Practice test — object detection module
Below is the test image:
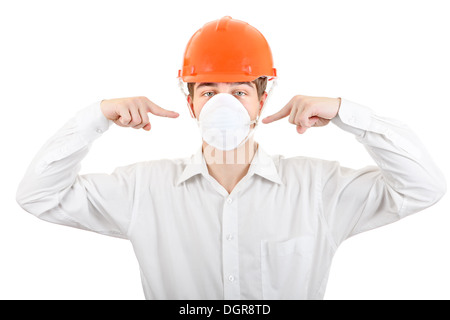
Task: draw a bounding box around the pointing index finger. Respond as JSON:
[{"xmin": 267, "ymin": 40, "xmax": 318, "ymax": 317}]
[
  {"xmin": 262, "ymin": 103, "xmax": 292, "ymax": 124},
  {"xmin": 147, "ymin": 100, "xmax": 179, "ymax": 118}
]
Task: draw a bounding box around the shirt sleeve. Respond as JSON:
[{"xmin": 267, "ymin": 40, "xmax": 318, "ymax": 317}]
[
  {"xmin": 16, "ymin": 101, "xmax": 136, "ymax": 239},
  {"xmin": 320, "ymin": 98, "xmax": 446, "ymax": 246}
]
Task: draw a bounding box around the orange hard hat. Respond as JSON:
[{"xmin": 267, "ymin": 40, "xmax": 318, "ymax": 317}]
[{"xmin": 178, "ymin": 16, "xmax": 277, "ymax": 83}]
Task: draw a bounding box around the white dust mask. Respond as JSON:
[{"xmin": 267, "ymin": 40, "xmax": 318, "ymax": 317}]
[{"xmin": 197, "ymin": 93, "xmax": 257, "ymax": 151}]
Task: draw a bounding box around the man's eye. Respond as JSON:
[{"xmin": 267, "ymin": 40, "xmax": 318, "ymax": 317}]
[
  {"xmin": 234, "ymin": 91, "xmax": 246, "ymax": 97},
  {"xmin": 203, "ymin": 92, "xmax": 215, "ymax": 97}
]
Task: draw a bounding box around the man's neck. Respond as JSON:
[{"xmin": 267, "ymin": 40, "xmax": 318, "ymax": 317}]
[{"xmin": 202, "ymin": 139, "xmax": 258, "ymax": 194}]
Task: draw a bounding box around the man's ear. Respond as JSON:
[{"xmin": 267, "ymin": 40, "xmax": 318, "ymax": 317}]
[
  {"xmin": 187, "ymin": 95, "xmax": 196, "ymax": 118},
  {"xmin": 259, "ymin": 91, "xmax": 268, "ymax": 111}
]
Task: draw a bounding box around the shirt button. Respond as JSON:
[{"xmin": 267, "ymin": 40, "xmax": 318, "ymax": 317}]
[
  {"xmin": 96, "ymin": 128, "xmax": 103, "ymax": 134},
  {"xmin": 226, "ymin": 197, "xmax": 233, "ymax": 204},
  {"xmin": 228, "ymin": 275, "xmax": 235, "ymax": 282},
  {"xmin": 226, "ymin": 234, "xmax": 234, "ymax": 241}
]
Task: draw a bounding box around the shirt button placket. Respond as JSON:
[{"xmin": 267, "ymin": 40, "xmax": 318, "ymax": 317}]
[{"xmin": 222, "ymin": 195, "xmax": 240, "ymax": 299}]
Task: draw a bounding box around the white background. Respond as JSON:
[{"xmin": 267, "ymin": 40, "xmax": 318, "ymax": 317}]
[{"xmin": 1, "ymin": 0, "xmax": 449, "ymax": 300}]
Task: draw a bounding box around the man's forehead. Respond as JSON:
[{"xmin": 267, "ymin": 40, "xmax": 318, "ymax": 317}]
[{"xmin": 195, "ymin": 82, "xmax": 255, "ymax": 89}]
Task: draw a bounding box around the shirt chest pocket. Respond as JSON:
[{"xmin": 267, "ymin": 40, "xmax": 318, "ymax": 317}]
[{"xmin": 260, "ymin": 236, "xmax": 315, "ymax": 299}]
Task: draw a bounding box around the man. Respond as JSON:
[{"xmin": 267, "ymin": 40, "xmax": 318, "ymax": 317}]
[{"xmin": 16, "ymin": 16, "xmax": 446, "ymax": 299}]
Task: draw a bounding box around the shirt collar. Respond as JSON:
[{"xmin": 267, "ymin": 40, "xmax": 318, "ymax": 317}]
[
  {"xmin": 248, "ymin": 144, "xmax": 283, "ymax": 185},
  {"xmin": 175, "ymin": 146, "xmax": 207, "ymax": 186},
  {"xmin": 176, "ymin": 144, "xmax": 283, "ymax": 186}
]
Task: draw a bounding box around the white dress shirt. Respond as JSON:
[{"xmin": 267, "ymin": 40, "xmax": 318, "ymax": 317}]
[{"xmin": 16, "ymin": 98, "xmax": 446, "ymax": 300}]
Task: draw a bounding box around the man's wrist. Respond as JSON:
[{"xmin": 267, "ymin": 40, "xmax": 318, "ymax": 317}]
[
  {"xmin": 75, "ymin": 100, "xmax": 113, "ymax": 143},
  {"xmin": 331, "ymin": 98, "xmax": 372, "ymax": 136},
  {"xmin": 333, "ymin": 97, "xmax": 342, "ymax": 119}
]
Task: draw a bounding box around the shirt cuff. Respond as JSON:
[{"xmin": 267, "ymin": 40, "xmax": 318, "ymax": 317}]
[
  {"xmin": 331, "ymin": 98, "xmax": 374, "ymax": 136},
  {"xmin": 75, "ymin": 100, "xmax": 113, "ymax": 143}
]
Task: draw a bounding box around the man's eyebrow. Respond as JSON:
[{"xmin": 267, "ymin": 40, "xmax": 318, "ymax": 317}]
[
  {"xmin": 195, "ymin": 82, "xmax": 254, "ymax": 89},
  {"xmin": 195, "ymin": 83, "xmax": 218, "ymax": 89}
]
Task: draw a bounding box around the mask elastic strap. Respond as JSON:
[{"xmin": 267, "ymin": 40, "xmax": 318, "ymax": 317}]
[
  {"xmin": 254, "ymin": 78, "xmax": 278, "ymax": 126},
  {"xmin": 240, "ymin": 79, "xmax": 277, "ymax": 149},
  {"xmin": 178, "ymin": 78, "xmax": 196, "ymax": 118}
]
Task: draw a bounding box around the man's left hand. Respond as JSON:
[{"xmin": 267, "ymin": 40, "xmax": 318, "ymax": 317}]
[{"xmin": 262, "ymin": 95, "xmax": 341, "ymax": 134}]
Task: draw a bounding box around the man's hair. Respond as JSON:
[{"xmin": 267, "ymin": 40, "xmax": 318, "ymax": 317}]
[{"xmin": 187, "ymin": 77, "xmax": 268, "ymax": 100}]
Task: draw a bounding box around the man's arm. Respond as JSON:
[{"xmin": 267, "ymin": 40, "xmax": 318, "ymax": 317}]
[
  {"xmin": 263, "ymin": 95, "xmax": 446, "ymax": 245},
  {"xmin": 16, "ymin": 97, "xmax": 179, "ymax": 238}
]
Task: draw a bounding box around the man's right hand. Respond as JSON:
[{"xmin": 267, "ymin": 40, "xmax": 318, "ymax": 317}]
[{"xmin": 100, "ymin": 96, "xmax": 179, "ymax": 131}]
